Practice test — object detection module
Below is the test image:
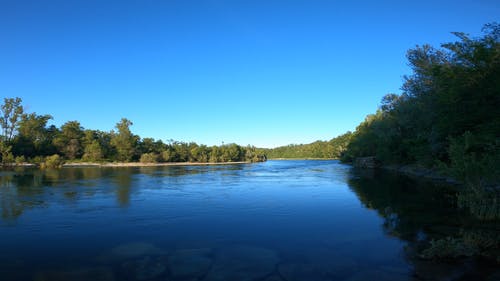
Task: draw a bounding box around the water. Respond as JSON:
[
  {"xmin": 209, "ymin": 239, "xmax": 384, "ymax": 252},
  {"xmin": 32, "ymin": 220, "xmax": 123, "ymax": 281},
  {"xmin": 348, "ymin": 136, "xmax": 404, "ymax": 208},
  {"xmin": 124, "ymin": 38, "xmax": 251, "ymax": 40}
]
[{"xmin": 0, "ymin": 160, "xmax": 498, "ymax": 280}]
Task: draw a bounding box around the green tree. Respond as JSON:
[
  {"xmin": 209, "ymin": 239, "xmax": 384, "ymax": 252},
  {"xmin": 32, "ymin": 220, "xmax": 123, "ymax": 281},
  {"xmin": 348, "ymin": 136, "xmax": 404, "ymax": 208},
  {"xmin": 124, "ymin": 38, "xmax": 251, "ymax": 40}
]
[
  {"xmin": 0, "ymin": 141, "xmax": 14, "ymax": 164},
  {"xmin": 220, "ymin": 143, "xmax": 243, "ymax": 162},
  {"xmin": 110, "ymin": 118, "xmax": 138, "ymax": 162},
  {"xmin": 0, "ymin": 97, "xmax": 24, "ymax": 142},
  {"xmin": 209, "ymin": 146, "xmax": 221, "ymax": 162},
  {"xmin": 53, "ymin": 121, "xmax": 84, "ymax": 160},
  {"xmin": 81, "ymin": 130, "xmax": 104, "ymax": 161},
  {"xmin": 82, "ymin": 140, "xmax": 103, "ymax": 161},
  {"xmin": 14, "ymin": 113, "xmax": 54, "ymax": 157},
  {"xmin": 139, "ymin": 137, "xmax": 165, "ymax": 155},
  {"xmin": 190, "ymin": 144, "xmax": 210, "ymax": 162}
]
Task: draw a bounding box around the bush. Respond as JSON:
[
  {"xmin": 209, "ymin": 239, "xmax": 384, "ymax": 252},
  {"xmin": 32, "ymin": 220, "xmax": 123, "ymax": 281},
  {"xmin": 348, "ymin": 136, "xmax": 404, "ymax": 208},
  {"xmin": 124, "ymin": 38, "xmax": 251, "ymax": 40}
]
[
  {"xmin": 0, "ymin": 142, "xmax": 14, "ymax": 164},
  {"xmin": 40, "ymin": 154, "xmax": 64, "ymax": 169},
  {"xmin": 15, "ymin": 155, "xmax": 26, "ymax": 165},
  {"xmin": 82, "ymin": 140, "xmax": 103, "ymax": 162},
  {"xmin": 448, "ymin": 131, "xmax": 500, "ymax": 186},
  {"xmin": 420, "ymin": 237, "xmax": 477, "ymax": 260},
  {"xmin": 30, "ymin": 156, "xmax": 44, "ymax": 165},
  {"xmin": 161, "ymin": 150, "xmax": 173, "ymax": 162},
  {"xmin": 457, "ymin": 186, "xmax": 500, "ymax": 221},
  {"xmin": 140, "ymin": 153, "xmax": 159, "ymax": 163},
  {"xmin": 420, "ymin": 231, "xmax": 500, "ymax": 261}
]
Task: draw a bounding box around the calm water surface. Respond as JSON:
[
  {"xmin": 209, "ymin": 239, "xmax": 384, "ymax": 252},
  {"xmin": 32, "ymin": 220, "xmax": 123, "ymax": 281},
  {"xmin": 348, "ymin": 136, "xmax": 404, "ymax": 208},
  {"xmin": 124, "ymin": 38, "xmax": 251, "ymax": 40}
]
[{"xmin": 0, "ymin": 160, "xmax": 498, "ymax": 280}]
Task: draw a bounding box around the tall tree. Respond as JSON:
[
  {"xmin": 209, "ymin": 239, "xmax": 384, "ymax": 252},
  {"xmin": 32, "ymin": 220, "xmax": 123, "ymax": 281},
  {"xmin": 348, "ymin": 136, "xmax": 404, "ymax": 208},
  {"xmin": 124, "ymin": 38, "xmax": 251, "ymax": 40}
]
[
  {"xmin": 53, "ymin": 121, "xmax": 84, "ymax": 159},
  {"xmin": 14, "ymin": 113, "xmax": 54, "ymax": 157},
  {"xmin": 0, "ymin": 97, "xmax": 24, "ymax": 142},
  {"xmin": 110, "ymin": 118, "xmax": 137, "ymax": 162},
  {"xmin": 82, "ymin": 130, "xmax": 104, "ymax": 161}
]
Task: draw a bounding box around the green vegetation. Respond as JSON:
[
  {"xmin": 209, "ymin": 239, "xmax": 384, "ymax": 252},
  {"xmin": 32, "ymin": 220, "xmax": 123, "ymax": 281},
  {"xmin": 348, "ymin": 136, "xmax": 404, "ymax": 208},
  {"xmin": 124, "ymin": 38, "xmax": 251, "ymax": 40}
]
[
  {"xmin": 341, "ymin": 23, "xmax": 499, "ymax": 179},
  {"xmin": 264, "ymin": 132, "xmax": 352, "ymax": 159},
  {"xmin": 348, "ymin": 171, "xmax": 500, "ymax": 263},
  {"xmin": 340, "ymin": 23, "xmax": 500, "ymax": 220},
  {"xmin": 40, "ymin": 154, "xmax": 64, "ymax": 169},
  {"xmin": 0, "ymin": 99, "xmax": 266, "ymax": 166}
]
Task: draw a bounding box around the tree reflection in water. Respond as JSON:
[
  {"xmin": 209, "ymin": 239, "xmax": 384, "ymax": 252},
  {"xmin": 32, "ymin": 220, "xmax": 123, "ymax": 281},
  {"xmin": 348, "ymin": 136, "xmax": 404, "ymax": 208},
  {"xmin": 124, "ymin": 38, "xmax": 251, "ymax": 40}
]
[{"xmin": 347, "ymin": 168, "xmax": 500, "ymax": 279}]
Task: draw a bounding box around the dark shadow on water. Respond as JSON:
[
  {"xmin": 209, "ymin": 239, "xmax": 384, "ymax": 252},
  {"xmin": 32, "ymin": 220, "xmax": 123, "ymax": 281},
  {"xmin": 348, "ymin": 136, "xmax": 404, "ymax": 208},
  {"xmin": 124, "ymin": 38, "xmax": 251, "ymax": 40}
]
[{"xmin": 347, "ymin": 168, "xmax": 500, "ymax": 280}]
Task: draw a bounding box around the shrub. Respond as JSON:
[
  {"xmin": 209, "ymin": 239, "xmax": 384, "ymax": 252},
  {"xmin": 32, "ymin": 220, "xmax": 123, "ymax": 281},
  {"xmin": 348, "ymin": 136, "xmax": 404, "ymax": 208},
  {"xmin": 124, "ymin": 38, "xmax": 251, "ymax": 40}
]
[
  {"xmin": 420, "ymin": 237, "xmax": 476, "ymax": 260},
  {"xmin": 457, "ymin": 186, "xmax": 500, "ymax": 220},
  {"xmin": 15, "ymin": 155, "xmax": 26, "ymax": 165},
  {"xmin": 40, "ymin": 154, "xmax": 64, "ymax": 169},
  {"xmin": 140, "ymin": 153, "xmax": 159, "ymax": 163}
]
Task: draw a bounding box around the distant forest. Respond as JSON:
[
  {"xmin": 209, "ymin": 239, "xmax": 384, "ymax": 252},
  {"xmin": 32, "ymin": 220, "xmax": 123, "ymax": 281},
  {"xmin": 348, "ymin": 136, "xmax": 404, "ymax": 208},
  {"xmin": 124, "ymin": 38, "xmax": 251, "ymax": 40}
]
[
  {"xmin": 263, "ymin": 132, "xmax": 352, "ymax": 159},
  {"xmin": 0, "ymin": 106, "xmax": 266, "ymax": 167}
]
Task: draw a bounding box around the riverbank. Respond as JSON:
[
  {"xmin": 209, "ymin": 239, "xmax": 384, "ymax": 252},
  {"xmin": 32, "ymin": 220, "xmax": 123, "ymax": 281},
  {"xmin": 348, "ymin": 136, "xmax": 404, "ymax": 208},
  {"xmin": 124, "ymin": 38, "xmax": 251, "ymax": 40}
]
[
  {"xmin": 380, "ymin": 164, "xmax": 461, "ymax": 186},
  {"xmin": 269, "ymin": 158, "xmax": 336, "ymax": 160},
  {"xmin": 64, "ymin": 161, "xmax": 252, "ymax": 167},
  {"xmin": 0, "ymin": 161, "xmax": 254, "ymax": 169}
]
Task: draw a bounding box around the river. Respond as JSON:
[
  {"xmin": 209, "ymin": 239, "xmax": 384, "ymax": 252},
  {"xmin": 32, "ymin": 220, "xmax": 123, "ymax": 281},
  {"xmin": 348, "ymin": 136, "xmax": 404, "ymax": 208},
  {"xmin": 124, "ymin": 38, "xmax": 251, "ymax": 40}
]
[{"xmin": 0, "ymin": 160, "xmax": 498, "ymax": 280}]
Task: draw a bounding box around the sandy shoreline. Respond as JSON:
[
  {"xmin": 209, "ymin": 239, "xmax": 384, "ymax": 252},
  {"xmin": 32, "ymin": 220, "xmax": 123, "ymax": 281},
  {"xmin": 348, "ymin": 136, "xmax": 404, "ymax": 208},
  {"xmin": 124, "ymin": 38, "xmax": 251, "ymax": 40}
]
[
  {"xmin": 61, "ymin": 161, "xmax": 252, "ymax": 168},
  {"xmin": 0, "ymin": 161, "xmax": 257, "ymax": 169}
]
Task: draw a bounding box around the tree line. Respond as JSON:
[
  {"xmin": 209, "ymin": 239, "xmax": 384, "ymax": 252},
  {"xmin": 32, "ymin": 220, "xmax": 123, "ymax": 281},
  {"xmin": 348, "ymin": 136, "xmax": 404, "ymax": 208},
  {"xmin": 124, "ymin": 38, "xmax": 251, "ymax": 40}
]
[
  {"xmin": 0, "ymin": 101, "xmax": 266, "ymax": 166},
  {"xmin": 264, "ymin": 132, "xmax": 352, "ymax": 159}
]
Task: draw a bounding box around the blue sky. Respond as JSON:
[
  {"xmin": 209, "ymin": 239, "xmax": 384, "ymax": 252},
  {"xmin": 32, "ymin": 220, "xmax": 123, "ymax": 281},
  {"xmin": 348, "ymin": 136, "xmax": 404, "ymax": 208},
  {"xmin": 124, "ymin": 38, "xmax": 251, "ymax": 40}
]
[{"xmin": 1, "ymin": 0, "xmax": 498, "ymax": 148}]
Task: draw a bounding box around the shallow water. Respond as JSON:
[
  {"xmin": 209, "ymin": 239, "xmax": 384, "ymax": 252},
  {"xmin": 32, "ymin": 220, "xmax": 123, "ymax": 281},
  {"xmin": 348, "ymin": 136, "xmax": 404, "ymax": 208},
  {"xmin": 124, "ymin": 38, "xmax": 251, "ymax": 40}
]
[{"xmin": 0, "ymin": 160, "xmax": 498, "ymax": 280}]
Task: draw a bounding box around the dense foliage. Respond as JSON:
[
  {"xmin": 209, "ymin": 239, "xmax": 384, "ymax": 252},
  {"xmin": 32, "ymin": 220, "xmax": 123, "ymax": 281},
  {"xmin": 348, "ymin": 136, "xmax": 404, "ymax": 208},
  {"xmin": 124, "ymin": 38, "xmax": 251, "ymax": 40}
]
[
  {"xmin": 264, "ymin": 132, "xmax": 352, "ymax": 159},
  {"xmin": 0, "ymin": 101, "xmax": 266, "ymax": 165},
  {"xmin": 341, "ymin": 23, "xmax": 499, "ymax": 186}
]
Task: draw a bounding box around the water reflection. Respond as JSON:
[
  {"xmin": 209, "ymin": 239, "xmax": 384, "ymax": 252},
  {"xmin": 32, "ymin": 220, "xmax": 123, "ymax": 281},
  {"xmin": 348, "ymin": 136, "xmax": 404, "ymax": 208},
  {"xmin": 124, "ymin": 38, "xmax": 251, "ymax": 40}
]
[
  {"xmin": 1, "ymin": 170, "xmax": 45, "ymax": 221},
  {"xmin": 0, "ymin": 162, "xmax": 499, "ymax": 280},
  {"xmin": 347, "ymin": 168, "xmax": 500, "ymax": 280},
  {"xmin": 0, "ymin": 164, "xmax": 247, "ymax": 221}
]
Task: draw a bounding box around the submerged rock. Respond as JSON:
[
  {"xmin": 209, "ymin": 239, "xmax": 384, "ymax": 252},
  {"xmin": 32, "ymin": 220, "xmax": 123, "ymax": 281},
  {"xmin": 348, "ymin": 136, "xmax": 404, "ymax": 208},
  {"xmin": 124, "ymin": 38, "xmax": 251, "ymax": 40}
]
[
  {"xmin": 303, "ymin": 248, "xmax": 358, "ymax": 278},
  {"xmin": 342, "ymin": 269, "xmax": 409, "ymax": 281},
  {"xmin": 96, "ymin": 242, "xmax": 166, "ymax": 263},
  {"xmin": 334, "ymin": 238, "xmax": 403, "ymax": 265},
  {"xmin": 263, "ymin": 275, "xmax": 285, "ymax": 281},
  {"xmin": 204, "ymin": 245, "xmax": 280, "ymax": 281},
  {"xmin": 168, "ymin": 248, "xmax": 213, "ymax": 280},
  {"xmin": 278, "ymin": 263, "xmax": 329, "ymax": 281},
  {"xmin": 121, "ymin": 256, "xmax": 166, "ymax": 280},
  {"xmin": 34, "ymin": 266, "xmax": 115, "ymax": 281}
]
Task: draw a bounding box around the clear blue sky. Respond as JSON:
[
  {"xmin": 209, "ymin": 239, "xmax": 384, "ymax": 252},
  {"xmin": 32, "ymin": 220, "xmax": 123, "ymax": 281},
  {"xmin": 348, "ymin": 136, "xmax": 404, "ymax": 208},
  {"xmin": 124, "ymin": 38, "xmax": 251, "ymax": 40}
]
[{"xmin": 1, "ymin": 0, "xmax": 498, "ymax": 148}]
